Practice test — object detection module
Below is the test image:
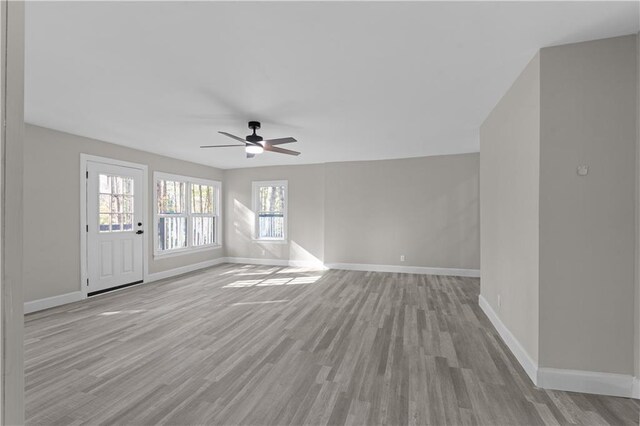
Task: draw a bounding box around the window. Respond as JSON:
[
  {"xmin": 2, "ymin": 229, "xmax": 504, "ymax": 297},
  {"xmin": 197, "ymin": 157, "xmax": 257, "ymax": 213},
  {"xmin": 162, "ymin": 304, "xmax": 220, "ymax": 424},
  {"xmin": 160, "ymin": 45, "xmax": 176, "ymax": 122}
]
[
  {"xmin": 154, "ymin": 172, "xmax": 221, "ymax": 255},
  {"xmin": 252, "ymin": 180, "xmax": 288, "ymax": 241}
]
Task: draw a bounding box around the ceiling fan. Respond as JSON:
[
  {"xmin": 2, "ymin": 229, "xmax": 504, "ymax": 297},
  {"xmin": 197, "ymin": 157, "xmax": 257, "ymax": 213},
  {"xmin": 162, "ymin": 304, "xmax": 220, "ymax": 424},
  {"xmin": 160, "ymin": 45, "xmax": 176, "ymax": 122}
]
[{"xmin": 200, "ymin": 121, "xmax": 300, "ymax": 158}]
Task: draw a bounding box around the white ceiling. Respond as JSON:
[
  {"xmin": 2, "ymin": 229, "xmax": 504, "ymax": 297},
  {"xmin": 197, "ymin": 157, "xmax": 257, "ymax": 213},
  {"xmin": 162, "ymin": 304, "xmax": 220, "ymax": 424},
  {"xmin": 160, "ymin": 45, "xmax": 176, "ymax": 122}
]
[{"xmin": 25, "ymin": 1, "xmax": 639, "ymax": 169}]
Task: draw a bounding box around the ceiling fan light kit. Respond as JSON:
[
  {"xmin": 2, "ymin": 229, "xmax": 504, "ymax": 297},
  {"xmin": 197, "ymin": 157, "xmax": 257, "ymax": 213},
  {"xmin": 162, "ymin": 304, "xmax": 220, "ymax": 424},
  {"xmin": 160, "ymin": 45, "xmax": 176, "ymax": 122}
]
[
  {"xmin": 200, "ymin": 121, "xmax": 300, "ymax": 158},
  {"xmin": 246, "ymin": 144, "xmax": 264, "ymax": 155}
]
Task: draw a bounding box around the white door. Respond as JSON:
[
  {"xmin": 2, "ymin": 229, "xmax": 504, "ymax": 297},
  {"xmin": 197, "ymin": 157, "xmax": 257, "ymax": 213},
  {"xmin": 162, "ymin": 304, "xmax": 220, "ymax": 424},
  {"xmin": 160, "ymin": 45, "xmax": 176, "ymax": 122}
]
[{"xmin": 87, "ymin": 161, "xmax": 144, "ymax": 295}]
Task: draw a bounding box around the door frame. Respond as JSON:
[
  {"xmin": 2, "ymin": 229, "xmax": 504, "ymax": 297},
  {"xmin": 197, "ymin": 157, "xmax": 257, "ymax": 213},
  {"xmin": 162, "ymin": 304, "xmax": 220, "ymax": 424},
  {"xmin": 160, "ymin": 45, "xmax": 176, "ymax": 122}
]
[{"xmin": 80, "ymin": 154, "xmax": 149, "ymax": 299}]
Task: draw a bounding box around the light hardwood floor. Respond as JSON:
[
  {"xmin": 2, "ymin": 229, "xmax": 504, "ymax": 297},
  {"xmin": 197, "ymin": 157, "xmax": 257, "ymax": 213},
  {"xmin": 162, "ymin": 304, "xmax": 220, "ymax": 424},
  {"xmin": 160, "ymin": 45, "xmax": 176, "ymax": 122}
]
[{"xmin": 26, "ymin": 264, "xmax": 640, "ymax": 425}]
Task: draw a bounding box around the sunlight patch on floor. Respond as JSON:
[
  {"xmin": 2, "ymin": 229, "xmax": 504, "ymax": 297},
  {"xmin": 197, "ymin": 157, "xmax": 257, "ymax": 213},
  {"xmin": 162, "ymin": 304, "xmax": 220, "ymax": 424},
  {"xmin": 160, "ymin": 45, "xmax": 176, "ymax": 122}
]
[
  {"xmin": 99, "ymin": 309, "xmax": 145, "ymax": 316},
  {"xmin": 223, "ymin": 275, "xmax": 322, "ymax": 288},
  {"xmin": 231, "ymin": 299, "xmax": 289, "ymax": 306}
]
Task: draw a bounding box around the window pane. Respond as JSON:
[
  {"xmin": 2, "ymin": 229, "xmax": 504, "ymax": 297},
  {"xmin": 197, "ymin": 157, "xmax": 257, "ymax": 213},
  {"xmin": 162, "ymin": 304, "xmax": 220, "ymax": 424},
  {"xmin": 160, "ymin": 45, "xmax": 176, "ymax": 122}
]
[
  {"xmin": 192, "ymin": 184, "xmax": 214, "ymax": 214},
  {"xmin": 158, "ymin": 217, "xmax": 187, "ymax": 250},
  {"xmin": 99, "ymin": 174, "xmax": 110, "ymax": 193},
  {"xmin": 99, "ymin": 195, "xmax": 111, "ymax": 213},
  {"xmin": 111, "ymin": 195, "xmax": 123, "ymax": 213},
  {"xmin": 157, "ymin": 180, "xmax": 185, "ymax": 214},
  {"xmin": 258, "ymin": 214, "xmax": 284, "ymax": 239},
  {"xmin": 113, "ymin": 176, "xmax": 123, "ymax": 195},
  {"xmin": 99, "ymin": 214, "xmax": 110, "ymax": 232},
  {"xmin": 123, "ymin": 196, "xmax": 133, "ymax": 213},
  {"xmin": 259, "ymin": 185, "xmax": 285, "ymax": 213},
  {"xmin": 123, "ymin": 178, "xmax": 134, "ymax": 195},
  {"xmin": 123, "ymin": 214, "xmax": 133, "ymax": 231},
  {"xmin": 111, "ymin": 214, "xmax": 122, "ymax": 232},
  {"xmin": 192, "ymin": 216, "xmax": 215, "ymax": 246}
]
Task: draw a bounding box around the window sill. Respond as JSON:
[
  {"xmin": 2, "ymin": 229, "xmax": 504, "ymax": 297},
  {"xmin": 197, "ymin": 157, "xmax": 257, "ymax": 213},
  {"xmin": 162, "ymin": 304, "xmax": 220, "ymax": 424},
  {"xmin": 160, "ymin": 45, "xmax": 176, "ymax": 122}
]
[
  {"xmin": 252, "ymin": 239, "xmax": 288, "ymax": 245},
  {"xmin": 154, "ymin": 244, "xmax": 223, "ymax": 259}
]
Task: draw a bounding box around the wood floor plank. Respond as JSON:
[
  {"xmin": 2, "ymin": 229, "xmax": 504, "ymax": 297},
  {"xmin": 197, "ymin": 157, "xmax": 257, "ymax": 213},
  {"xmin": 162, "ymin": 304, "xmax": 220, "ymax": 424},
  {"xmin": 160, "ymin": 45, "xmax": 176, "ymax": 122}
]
[{"xmin": 25, "ymin": 264, "xmax": 639, "ymax": 425}]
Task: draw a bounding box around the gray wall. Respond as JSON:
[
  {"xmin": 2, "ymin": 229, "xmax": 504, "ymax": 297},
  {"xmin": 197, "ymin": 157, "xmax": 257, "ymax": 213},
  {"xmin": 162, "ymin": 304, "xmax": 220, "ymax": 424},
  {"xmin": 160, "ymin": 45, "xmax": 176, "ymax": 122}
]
[
  {"xmin": 224, "ymin": 164, "xmax": 325, "ymax": 265},
  {"xmin": 539, "ymin": 35, "xmax": 637, "ymax": 375},
  {"xmin": 225, "ymin": 154, "xmax": 480, "ymax": 270},
  {"xmin": 25, "ymin": 125, "xmax": 480, "ymax": 304},
  {"xmin": 24, "ymin": 125, "xmax": 225, "ymax": 302},
  {"xmin": 480, "ymin": 53, "xmax": 540, "ymax": 363},
  {"xmin": 481, "ymin": 35, "xmax": 638, "ymax": 377},
  {"xmin": 324, "ymin": 155, "xmax": 479, "ymax": 268}
]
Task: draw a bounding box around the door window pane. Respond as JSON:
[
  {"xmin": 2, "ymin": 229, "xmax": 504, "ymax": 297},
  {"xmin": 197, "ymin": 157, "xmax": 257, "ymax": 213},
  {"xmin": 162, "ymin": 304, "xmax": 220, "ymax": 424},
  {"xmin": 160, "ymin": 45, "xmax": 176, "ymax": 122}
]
[
  {"xmin": 99, "ymin": 214, "xmax": 110, "ymax": 232},
  {"xmin": 110, "ymin": 195, "xmax": 122, "ymax": 213},
  {"xmin": 111, "ymin": 214, "xmax": 122, "ymax": 232},
  {"xmin": 99, "ymin": 195, "xmax": 111, "ymax": 213},
  {"xmin": 123, "ymin": 196, "xmax": 133, "ymax": 213},
  {"xmin": 99, "ymin": 174, "xmax": 110, "ymax": 193},
  {"xmin": 123, "ymin": 178, "xmax": 134, "ymax": 195},
  {"xmin": 123, "ymin": 214, "xmax": 133, "ymax": 231}
]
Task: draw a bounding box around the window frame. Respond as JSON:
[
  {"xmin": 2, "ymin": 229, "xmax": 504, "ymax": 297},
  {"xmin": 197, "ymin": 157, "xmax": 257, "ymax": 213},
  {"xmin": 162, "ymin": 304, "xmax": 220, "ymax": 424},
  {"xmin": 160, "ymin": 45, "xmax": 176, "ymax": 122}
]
[
  {"xmin": 154, "ymin": 172, "xmax": 222, "ymax": 257},
  {"xmin": 252, "ymin": 180, "xmax": 288, "ymax": 242}
]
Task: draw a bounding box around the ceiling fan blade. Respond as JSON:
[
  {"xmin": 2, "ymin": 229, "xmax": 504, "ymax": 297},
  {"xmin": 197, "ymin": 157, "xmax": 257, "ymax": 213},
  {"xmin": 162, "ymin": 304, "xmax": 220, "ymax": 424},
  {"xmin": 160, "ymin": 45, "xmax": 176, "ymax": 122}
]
[
  {"xmin": 263, "ymin": 137, "xmax": 297, "ymax": 146},
  {"xmin": 264, "ymin": 145, "xmax": 300, "ymax": 156},
  {"xmin": 200, "ymin": 144, "xmax": 244, "ymax": 148},
  {"xmin": 247, "ymin": 152, "xmax": 255, "ymax": 159},
  {"xmin": 218, "ymin": 131, "xmax": 247, "ymax": 143}
]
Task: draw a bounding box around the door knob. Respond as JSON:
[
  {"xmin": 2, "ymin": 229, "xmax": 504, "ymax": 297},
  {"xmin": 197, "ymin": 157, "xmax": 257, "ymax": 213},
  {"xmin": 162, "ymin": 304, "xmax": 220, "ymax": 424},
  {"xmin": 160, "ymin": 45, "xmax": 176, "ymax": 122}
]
[{"xmin": 136, "ymin": 230, "xmax": 144, "ymax": 235}]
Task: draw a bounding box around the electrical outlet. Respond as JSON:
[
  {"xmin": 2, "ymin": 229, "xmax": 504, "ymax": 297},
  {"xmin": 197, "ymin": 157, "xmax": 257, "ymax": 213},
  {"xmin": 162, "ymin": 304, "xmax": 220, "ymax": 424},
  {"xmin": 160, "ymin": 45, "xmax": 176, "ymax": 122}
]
[{"xmin": 400, "ymin": 255, "xmax": 405, "ymax": 262}]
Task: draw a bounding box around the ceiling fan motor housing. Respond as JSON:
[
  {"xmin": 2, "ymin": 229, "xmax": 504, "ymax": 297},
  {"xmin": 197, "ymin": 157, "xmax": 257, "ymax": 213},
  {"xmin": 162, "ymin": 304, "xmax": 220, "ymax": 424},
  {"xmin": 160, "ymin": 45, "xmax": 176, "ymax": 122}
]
[{"xmin": 247, "ymin": 121, "xmax": 263, "ymax": 143}]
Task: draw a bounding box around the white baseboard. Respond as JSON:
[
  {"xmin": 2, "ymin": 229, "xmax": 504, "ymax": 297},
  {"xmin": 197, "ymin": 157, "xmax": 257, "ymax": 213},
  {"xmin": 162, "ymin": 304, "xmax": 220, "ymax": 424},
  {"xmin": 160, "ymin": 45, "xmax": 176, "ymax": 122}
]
[
  {"xmin": 224, "ymin": 258, "xmax": 479, "ymax": 277},
  {"xmin": 538, "ymin": 368, "xmax": 636, "ymax": 399},
  {"xmin": 478, "ymin": 295, "xmax": 539, "ymax": 385},
  {"xmin": 478, "ymin": 294, "xmax": 639, "ymax": 399},
  {"xmin": 325, "ymin": 263, "xmax": 480, "ymax": 277},
  {"xmin": 24, "ymin": 291, "xmax": 84, "ymax": 314},
  {"xmin": 224, "ymin": 257, "xmax": 326, "ymax": 269},
  {"xmin": 146, "ymin": 257, "xmax": 227, "ymax": 283},
  {"xmin": 22, "ymin": 259, "xmax": 478, "ymax": 315}
]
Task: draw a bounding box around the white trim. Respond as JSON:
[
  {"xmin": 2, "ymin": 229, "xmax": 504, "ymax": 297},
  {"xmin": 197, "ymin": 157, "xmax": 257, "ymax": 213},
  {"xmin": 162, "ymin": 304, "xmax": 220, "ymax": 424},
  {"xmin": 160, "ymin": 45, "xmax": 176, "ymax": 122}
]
[
  {"xmin": 252, "ymin": 180, "xmax": 288, "ymax": 242},
  {"xmin": 80, "ymin": 154, "xmax": 149, "ymax": 299},
  {"xmin": 326, "ymin": 262, "xmax": 480, "ymax": 277},
  {"xmin": 225, "ymin": 257, "xmax": 326, "ymax": 269},
  {"xmin": 153, "ymin": 171, "xmax": 222, "ymax": 257},
  {"xmin": 478, "ymin": 294, "xmax": 539, "ymax": 385},
  {"xmin": 537, "ymin": 368, "xmax": 636, "ymax": 399},
  {"xmin": 153, "ymin": 244, "xmax": 222, "ymax": 259},
  {"xmin": 224, "ymin": 258, "xmax": 479, "ymax": 276},
  {"xmin": 146, "ymin": 257, "xmax": 227, "ymax": 283},
  {"xmin": 24, "ymin": 292, "xmax": 84, "ymax": 314},
  {"xmin": 479, "ymin": 294, "xmax": 640, "ymax": 399}
]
